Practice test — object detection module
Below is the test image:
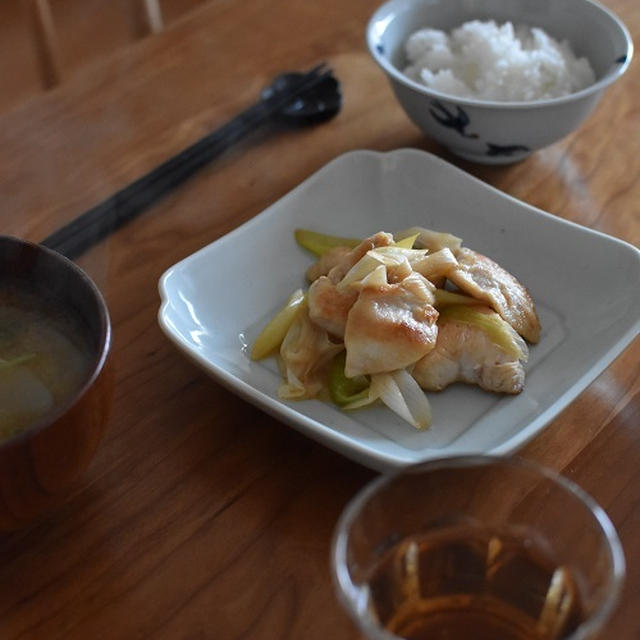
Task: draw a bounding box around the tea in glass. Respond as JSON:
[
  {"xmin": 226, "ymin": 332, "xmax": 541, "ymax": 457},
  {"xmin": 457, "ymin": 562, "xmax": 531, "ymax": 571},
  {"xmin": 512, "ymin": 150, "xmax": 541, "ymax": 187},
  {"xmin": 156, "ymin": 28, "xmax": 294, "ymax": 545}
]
[{"xmin": 332, "ymin": 456, "xmax": 624, "ymax": 640}]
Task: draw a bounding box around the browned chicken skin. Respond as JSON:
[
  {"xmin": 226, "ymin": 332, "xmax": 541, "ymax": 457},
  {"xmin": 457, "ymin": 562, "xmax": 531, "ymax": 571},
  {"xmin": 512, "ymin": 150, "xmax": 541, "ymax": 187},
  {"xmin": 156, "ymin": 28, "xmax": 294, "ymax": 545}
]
[
  {"xmin": 307, "ymin": 276, "xmax": 357, "ymax": 339},
  {"xmin": 447, "ymin": 248, "xmax": 541, "ymax": 343},
  {"xmin": 344, "ymin": 271, "xmax": 439, "ymax": 377}
]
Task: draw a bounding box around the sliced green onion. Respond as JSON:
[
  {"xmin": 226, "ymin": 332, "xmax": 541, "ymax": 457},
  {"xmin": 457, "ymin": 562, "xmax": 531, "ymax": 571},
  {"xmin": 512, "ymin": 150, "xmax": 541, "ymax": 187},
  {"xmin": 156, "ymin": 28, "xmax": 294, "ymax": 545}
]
[
  {"xmin": 368, "ymin": 246, "xmax": 428, "ymax": 265},
  {"xmin": 0, "ymin": 354, "xmax": 36, "ymax": 371},
  {"xmin": 412, "ymin": 248, "xmax": 458, "ymax": 280},
  {"xmin": 433, "ymin": 289, "xmax": 484, "ymax": 309},
  {"xmin": 329, "ymin": 351, "xmax": 370, "ymax": 406},
  {"xmin": 337, "ymin": 256, "xmax": 384, "ymax": 291},
  {"xmin": 370, "ymin": 370, "xmax": 432, "ymax": 430},
  {"xmin": 393, "ymin": 233, "xmax": 419, "ymax": 249},
  {"xmin": 294, "ymin": 229, "xmax": 360, "ymax": 257},
  {"xmin": 251, "ymin": 290, "xmax": 307, "ymax": 360},
  {"xmin": 438, "ymin": 305, "xmax": 527, "ymax": 360},
  {"xmin": 395, "ymin": 227, "xmax": 462, "ymax": 253}
]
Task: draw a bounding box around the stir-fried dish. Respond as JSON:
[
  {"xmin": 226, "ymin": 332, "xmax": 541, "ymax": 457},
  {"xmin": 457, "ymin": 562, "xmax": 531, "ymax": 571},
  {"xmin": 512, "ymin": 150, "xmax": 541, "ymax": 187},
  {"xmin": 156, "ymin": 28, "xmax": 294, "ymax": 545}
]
[{"xmin": 251, "ymin": 227, "xmax": 541, "ymax": 430}]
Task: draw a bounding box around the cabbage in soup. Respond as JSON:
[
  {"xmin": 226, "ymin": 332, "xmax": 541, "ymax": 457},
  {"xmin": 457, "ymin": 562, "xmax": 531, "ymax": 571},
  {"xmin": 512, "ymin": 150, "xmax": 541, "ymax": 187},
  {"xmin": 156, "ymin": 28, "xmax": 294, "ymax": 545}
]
[{"xmin": 0, "ymin": 282, "xmax": 92, "ymax": 442}]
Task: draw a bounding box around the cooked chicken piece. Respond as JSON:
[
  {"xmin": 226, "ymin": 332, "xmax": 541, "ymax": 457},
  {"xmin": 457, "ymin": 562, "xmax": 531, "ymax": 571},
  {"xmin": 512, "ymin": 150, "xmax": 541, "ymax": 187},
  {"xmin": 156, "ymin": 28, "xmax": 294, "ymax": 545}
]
[
  {"xmin": 344, "ymin": 271, "xmax": 439, "ymax": 377},
  {"xmin": 447, "ymin": 248, "xmax": 541, "ymax": 343},
  {"xmin": 305, "ymin": 232, "xmax": 396, "ymax": 283},
  {"xmin": 307, "ymin": 275, "xmax": 357, "ymax": 339},
  {"xmin": 279, "ymin": 308, "xmax": 343, "ymax": 399},
  {"xmin": 412, "ymin": 309, "xmax": 527, "ymax": 394},
  {"xmin": 305, "ymin": 246, "xmax": 352, "ymax": 282},
  {"xmin": 326, "ymin": 231, "xmax": 395, "ymax": 283}
]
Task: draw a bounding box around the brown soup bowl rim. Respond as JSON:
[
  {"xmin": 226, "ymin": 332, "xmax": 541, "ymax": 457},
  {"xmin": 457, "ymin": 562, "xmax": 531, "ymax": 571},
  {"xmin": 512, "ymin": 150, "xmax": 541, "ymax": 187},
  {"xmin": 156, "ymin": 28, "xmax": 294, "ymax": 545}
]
[{"xmin": 0, "ymin": 235, "xmax": 112, "ymax": 450}]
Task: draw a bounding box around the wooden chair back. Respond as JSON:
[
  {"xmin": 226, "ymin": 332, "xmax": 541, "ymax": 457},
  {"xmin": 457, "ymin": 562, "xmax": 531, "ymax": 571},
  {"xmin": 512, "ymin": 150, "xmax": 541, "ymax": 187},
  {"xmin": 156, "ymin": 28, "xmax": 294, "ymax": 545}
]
[{"xmin": 27, "ymin": 0, "xmax": 164, "ymax": 89}]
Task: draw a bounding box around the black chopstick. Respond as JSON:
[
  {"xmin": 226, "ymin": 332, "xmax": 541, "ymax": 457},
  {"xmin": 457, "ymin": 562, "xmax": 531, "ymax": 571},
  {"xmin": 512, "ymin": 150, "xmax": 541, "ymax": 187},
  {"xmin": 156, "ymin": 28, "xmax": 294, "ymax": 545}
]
[{"xmin": 41, "ymin": 63, "xmax": 334, "ymax": 260}]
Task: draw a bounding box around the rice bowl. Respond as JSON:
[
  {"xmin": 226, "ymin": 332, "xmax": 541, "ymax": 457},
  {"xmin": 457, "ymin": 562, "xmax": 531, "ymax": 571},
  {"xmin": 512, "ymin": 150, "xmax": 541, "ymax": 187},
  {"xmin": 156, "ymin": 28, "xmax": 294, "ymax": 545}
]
[{"xmin": 367, "ymin": 0, "xmax": 633, "ymax": 163}]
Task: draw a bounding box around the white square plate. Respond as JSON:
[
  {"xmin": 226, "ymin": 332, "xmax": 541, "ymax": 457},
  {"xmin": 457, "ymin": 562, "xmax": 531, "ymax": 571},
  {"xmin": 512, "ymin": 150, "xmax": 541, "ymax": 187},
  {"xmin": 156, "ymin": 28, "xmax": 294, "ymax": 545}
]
[{"xmin": 158, "ymin": 149, "xmax": 640, "ymax": 471}]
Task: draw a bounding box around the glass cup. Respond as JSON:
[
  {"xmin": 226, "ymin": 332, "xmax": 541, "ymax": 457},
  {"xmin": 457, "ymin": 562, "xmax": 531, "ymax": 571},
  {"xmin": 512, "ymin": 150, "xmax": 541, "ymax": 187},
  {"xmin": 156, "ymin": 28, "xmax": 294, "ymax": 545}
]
[{"xmin": 331, "ymin": 455, "xmax": 625, "ymax": 640}]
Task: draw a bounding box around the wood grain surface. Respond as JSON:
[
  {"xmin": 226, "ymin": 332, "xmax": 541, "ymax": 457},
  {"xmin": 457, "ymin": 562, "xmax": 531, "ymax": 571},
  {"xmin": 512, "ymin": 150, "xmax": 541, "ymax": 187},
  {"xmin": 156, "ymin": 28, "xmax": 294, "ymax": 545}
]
[{"xmin": 0, "ymin": 0, "xmax": 638, "ymax": 637}]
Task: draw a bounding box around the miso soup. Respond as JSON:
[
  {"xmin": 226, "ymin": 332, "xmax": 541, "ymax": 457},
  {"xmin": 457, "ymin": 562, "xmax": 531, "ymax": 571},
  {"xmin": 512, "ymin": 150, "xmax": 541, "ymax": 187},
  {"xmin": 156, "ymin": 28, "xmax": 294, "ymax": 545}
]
[{"xmin": 0, "ymin": 280, "xmax": 93, "ymax": 442}]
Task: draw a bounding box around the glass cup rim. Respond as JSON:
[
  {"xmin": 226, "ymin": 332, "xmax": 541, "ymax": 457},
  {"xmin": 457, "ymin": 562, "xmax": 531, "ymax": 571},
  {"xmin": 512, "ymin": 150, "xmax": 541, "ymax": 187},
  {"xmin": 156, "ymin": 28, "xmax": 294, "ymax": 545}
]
[{"xmin": 331, "ymin": 453, "xmax": 626, "ymax": 640}]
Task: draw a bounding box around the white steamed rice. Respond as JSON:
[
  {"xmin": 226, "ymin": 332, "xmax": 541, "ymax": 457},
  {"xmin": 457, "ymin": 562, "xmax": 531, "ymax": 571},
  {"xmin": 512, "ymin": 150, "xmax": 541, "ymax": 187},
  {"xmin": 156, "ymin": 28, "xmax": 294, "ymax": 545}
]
[{"xmin": 403, "ymin": 20, "xmax": 596, "ymax": 102}]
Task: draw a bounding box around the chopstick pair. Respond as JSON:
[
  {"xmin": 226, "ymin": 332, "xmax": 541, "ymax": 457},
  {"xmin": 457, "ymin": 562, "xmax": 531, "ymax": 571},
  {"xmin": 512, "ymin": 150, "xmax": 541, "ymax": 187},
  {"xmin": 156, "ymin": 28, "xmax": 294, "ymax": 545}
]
[{"xmin": 41, "ymin": 63, "xmax": 337, "ymax": 260}]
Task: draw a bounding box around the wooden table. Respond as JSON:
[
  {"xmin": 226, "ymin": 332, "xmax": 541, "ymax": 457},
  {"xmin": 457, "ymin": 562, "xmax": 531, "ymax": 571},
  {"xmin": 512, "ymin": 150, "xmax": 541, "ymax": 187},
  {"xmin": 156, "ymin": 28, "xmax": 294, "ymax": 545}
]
[{"xmin": 0, "ymin": 0, "xmax": 638, "ymax": 637}]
